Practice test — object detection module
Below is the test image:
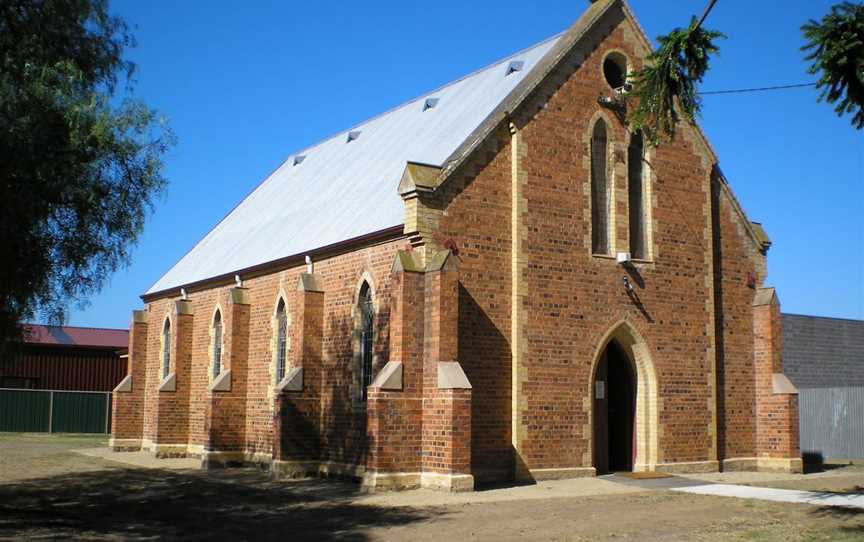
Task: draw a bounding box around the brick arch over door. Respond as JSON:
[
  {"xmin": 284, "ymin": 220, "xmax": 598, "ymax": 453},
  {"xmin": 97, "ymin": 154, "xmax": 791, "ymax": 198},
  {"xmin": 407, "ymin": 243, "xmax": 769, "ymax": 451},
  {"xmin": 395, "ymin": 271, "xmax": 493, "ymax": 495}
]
[{"xmin": 588, "ymin": 320, "xmax": 659, "ymax": 472}]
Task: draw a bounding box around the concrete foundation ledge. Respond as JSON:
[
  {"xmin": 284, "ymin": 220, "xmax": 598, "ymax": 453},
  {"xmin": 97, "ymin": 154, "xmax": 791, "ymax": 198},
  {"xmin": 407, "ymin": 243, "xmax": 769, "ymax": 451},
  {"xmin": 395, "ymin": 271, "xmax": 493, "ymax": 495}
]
[
  {"xmin": 721, "ymin": 457, "xmax": 760, "ymax": 472},
  {"xmin": 721, "ymin": 457, "xmax": 803, "ymax": 473},
  {"xmin": 655, "ymin": 460, "xmax": 720, "ymax": 474},
  {"xmin": 318, "ymin": 461, "xmax": 365, "ymax": 480},
  {"xmin": 108, "ymin": 438, "xmax": 142, "ymax": 452},
  {"xmin": 244, "ymin": 452, "xmax": 273, "ymax": 467},
  {"xmin": 361, "ymin": 471, "xmax": 421, "ymax": 492},
  {"xmin": 271, "ymin": 460, "xmax": 319, "ymax": 479},
  {"xmin": 153, "ymin": 444, "xmax": 191, "ymax": 459},
  {"xmin": 421, "ymin": 472, "xmax": 474, "ymax": 492},
  {"xmin": 757, "ymin": 457, "xmax": 803, "ymax": 474},
  {"xmin": 528, "ymin": 467, "xmax": 596, "ymax": 481},
  {"xmin": 201, "ymin": 450, "xmax": 246, "ymax": 469}
]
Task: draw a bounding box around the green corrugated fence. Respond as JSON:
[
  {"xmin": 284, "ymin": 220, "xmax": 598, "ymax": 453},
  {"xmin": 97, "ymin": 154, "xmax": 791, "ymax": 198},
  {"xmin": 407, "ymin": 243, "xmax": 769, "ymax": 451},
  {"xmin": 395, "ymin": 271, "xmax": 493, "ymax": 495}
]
[{"xmin": 0, "ymin": 388, "xmax": 111, "ymax": 434}]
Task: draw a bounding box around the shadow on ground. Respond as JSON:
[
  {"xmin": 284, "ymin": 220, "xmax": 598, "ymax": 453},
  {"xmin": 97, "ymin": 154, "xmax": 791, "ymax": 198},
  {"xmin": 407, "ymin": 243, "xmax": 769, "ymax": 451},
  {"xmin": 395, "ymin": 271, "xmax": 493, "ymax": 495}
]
[
  {"xmin": 0, "ymin": 468, "xmax": 443, "ymax": 540},
  {"xmin": 808, "ymin": 488, "xmax": 864, "ymax": 536}
]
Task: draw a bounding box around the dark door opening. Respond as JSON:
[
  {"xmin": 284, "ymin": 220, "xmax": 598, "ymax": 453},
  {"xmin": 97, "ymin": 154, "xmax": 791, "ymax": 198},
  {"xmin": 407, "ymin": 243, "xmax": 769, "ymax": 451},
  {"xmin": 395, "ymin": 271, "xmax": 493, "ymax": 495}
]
[{"xmin": 593, "ymin": 341, "xmax": 636, "ymax": 474}]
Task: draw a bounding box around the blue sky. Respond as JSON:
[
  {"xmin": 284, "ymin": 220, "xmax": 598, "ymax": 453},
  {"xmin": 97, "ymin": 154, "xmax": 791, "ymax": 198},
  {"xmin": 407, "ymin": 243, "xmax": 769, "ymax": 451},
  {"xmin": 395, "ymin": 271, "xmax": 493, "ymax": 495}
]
[{"xmin": 62, "ymin": 0, "xmax": 862, "ymax": 329}]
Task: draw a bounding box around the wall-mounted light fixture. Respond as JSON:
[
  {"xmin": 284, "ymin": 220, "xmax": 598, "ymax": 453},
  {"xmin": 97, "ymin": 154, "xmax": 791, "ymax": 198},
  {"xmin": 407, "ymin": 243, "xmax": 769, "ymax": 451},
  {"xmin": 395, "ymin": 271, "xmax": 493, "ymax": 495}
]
[{"xmin": 623, "ymin": 277, "xmax": 634, "ymax": 294}]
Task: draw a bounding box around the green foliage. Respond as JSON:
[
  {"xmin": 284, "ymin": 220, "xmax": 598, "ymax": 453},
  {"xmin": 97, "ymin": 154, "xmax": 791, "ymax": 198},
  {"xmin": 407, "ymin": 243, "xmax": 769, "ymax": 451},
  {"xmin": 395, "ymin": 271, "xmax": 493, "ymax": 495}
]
[
  {"xmin": 0, "ymin": 0, "xmax": 173, "ymax": 354},
  {"xmin": 802, "ymin": 1, "xmax": 864, "ymax": 129},
  {"xmin": 626, "ymin": 17, "xmax": 725, "ymax": 146}
]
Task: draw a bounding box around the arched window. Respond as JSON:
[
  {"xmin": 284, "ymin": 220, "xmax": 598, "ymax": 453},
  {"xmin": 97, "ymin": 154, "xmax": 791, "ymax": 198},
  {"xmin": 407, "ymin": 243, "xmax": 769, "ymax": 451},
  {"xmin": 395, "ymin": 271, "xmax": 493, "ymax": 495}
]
[
  {"xmin": 357, "ymin": 282, "xmax": 374, "ymax": 401},
  {"xmin": 212, "ymin": 309, "xmax": 222, "ymax": 379},
  {"xmin": 161, "ymin": 318, "xmax": 171, "ymax": 379},
  {"xmin": 628, "ymin": 131, "xmax": 646, "ymax": 259},
  {"xmin": 275, "ymin": 299, "xmax": 287, "ymax": 382},
  {"xmin": 591, "ymin": 119, "xmax": 610, "ymax": 254}
]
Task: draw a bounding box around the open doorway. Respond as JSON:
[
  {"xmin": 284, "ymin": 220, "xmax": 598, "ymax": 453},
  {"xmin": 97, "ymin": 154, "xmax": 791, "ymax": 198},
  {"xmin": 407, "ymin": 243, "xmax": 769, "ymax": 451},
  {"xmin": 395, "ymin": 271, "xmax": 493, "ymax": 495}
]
[{"xmin": 593, "ymin": 340, "xmax": 636, "ymax": 474}]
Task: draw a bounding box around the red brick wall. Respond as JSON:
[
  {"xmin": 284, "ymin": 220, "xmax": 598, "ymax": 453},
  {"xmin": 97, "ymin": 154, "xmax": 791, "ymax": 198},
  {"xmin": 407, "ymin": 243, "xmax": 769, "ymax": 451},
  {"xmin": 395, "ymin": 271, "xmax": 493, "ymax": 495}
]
[
  {"xmin": 713, "ymin": 182, "xmax": 759, "ymax": 460},
  {"xmin": 755, "ymin": 299, "xmax": 800, "ymax": 459},
  {"xmin": 432, "ymin": 6, "xmax": 759, "ymax": 476},
  {"xmin": 366, "ymin": 267, "xmax": 424, "ymax": 473},
  {"xmin": 137, "ymin": 239, "xmax": 402, "ymax": 461},
  {"xmin": 206, "ymin": 292, "xmax": 250, "ymax": 452},
  {"xmin": 111, "ymin": 315, "xmax": 147, "ymax": 443}
]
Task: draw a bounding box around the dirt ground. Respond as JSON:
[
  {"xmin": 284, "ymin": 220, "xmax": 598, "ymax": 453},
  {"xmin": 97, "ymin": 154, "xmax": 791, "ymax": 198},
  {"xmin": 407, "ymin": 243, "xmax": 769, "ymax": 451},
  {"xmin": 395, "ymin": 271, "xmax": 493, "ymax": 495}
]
[{"xmin": 1, "ymin": 434, "xmax": 863, "ymax": 541}]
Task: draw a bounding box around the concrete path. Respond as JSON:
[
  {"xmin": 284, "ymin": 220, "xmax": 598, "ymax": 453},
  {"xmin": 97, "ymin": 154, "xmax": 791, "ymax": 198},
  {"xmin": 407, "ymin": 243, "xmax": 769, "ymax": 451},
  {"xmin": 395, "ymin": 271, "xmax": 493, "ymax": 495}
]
[
  {"xmin": 673, "ymin": 483, "xmax": 864, "ymax": 509},
  {"xmin": 603, "ymin": 473, "xmax": 710, "ymax": 490}
]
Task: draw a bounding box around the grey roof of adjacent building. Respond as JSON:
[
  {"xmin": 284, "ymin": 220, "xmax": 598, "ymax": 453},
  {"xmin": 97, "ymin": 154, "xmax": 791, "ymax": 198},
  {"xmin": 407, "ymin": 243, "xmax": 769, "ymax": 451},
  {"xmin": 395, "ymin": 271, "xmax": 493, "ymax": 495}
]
[
  {"xmin": 145, "ymin": 31, "xmax": 563, "ymax": 295},
  {"xmin": 782, "ymin": 314, "xmax": 864, "ymax": 389}
]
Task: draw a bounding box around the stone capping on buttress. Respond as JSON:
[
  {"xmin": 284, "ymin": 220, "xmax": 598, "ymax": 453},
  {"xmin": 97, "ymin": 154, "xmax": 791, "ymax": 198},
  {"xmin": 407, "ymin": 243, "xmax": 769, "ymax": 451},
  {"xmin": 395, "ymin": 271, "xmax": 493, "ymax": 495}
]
[
  {"xmin": 113, "ymin": 375, "xmax": 132, "ymax": 393},
  {"xmin": 276, "ymin": 367, "xmax": 303, "ymax": 393},
  {"xmin": 437, "ymin": 362, "xmax": 471, "ymax": 389},
  {"xmin": 370, "ymin": 361, "xmax": 403, "ymax": 390},
  {"xmin": 158, "ymin": 372, "xmax": 177, "ymax": 392},
  {"xmin": 752, "ymin": 287, "xmax": 778, "ymax": 307},
  {"xmin": 772, "ymin": 374, "xmax": 798, "ymax": 395},
  {"xmin": 209, "ymin": 370, "xmax": 232, "ymax": 392}
]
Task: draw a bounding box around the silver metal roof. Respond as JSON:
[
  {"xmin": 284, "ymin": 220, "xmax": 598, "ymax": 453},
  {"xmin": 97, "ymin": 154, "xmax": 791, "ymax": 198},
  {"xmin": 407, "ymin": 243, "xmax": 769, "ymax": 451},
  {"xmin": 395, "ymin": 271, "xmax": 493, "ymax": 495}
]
[{"xmin": 146, "ymin": 33, "xmax": 562, "ymax": 295}]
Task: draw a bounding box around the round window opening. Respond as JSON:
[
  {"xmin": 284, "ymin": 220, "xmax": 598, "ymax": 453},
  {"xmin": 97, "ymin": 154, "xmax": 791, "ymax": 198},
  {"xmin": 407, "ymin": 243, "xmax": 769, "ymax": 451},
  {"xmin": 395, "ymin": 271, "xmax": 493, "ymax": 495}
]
[{"xmin": 603, "ymin": 54, "xmax": 628, "ymax": 89}]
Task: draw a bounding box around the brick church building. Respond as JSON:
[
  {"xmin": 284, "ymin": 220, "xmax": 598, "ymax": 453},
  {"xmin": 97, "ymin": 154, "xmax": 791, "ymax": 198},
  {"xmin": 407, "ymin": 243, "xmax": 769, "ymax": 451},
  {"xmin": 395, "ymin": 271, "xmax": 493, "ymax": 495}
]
[{"xmin": 111, "ymin": 0, "xmax": 801, "ymax": 491}]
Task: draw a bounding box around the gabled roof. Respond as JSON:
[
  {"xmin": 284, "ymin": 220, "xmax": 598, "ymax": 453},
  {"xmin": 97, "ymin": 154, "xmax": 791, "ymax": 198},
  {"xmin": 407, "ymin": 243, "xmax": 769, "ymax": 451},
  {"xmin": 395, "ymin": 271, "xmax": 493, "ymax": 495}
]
[
  {"xmin": 22, "ymin": 324, "xmax": 129, "ymax": 349},
  {"xmin": 147, "ymin": 0, "xmax": 757, "ymax": 298},
  {"xmin": 146, "ymin": 30, "xmax": 562, "ymax": 295}
]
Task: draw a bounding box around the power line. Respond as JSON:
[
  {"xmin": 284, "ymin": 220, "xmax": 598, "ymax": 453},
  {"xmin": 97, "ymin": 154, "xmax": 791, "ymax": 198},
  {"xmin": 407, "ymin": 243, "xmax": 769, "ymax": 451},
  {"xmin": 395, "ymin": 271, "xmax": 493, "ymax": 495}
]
[
  {"xmin": 695, "ymin": 0, "xmax": 720, "ymax": 30},
  {"xmin": 701, "ymin": 83, "xmax": 816, "ymax": 95}
]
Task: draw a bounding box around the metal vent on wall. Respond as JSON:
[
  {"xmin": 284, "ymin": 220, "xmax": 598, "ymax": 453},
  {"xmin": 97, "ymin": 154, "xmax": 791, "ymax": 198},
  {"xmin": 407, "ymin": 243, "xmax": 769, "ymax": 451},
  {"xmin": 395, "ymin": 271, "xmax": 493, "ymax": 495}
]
[
  {"xmin": 423, "ymin": 97, "xmax": 439, "ymax": 111},
  {"xmin": 506, "ymin": 60, "xmax": 524, "ymax": 76}
]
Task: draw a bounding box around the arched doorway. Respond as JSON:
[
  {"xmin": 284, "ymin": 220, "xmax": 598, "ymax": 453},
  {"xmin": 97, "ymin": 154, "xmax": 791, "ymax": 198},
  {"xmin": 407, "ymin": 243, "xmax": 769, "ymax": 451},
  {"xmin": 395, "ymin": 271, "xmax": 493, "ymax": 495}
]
[{"xmin": 593, "ymin": 340, "xmax": 637, "ymax": 474}]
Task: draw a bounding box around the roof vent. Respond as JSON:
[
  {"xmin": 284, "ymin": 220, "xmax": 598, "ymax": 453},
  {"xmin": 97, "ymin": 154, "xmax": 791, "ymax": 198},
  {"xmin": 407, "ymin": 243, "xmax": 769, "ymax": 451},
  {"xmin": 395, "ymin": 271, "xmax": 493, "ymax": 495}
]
[
  {"xmin": 347, "ymin": 130, "xmax": 361, "ymax": 142},
  {"xmin": 506, "ymin": 60, "xmax": 524, "ymax": 76},
  {"xmin": 293, "ymin": 155, "xmax": 306, "ymax": 166},
  {"xmin": 423, "ymin": 97, "xmax": 439, "ymax": 111}
]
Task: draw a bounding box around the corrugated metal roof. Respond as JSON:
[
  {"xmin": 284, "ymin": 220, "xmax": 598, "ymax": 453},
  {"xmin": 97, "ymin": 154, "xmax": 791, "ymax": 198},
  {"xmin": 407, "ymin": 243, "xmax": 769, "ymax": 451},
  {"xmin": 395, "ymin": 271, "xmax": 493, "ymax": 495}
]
[
  {"xmin": 22, "ymin": 324, "xmax": 129, "ymax": 349},
  {"xmin": 146, "ymin": 32, "xmax": 562, "ymax": 295}
]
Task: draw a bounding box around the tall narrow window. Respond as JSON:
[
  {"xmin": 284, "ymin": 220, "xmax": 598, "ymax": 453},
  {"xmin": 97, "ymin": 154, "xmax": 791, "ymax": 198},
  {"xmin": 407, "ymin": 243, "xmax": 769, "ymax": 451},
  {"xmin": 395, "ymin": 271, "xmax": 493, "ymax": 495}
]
[
  {"xmin": 161, "ymin": 318, "xmax": 171, "ymax": 379},
  {"xmin": 212, "ymin": 310, "xmax": 222, "ymax": 379},
  {"xmin": 591, "ymin": 120, "xmax": 610, "ymax": 254},
  {"xmin": 358, "ymin": 282, "xmax": 374, "ymax": 402},
  {"xmin": 628, "ymin": 131, "xmax": 646, "ymax": 259},
  {"xmin": 275, "ymin": 299, "xmax": 287, "ymax": 382}
]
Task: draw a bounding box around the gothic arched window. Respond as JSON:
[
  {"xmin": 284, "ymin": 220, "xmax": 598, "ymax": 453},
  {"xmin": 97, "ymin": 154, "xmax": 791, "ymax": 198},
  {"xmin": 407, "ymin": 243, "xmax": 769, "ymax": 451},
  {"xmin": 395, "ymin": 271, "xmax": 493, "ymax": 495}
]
[
  {"xmin": 357, "ymin": 282, "xmax": 374, "ymax": 401},
  {"xmin": 275, "ymin": 299, "xmax": 287, "ymax": 382},
  {"xmin": 628, "ymin": 131, "xmax": 646, "ymax": 259},
  {"xmin": 591, "ymin": 119, "xmax": 610, "ymax": 254},
  {"xmin": 212, "ymin": 309, "xmax": 223, "ymax": 379},
  {"xmin": 161, "ymin": 318, "xmax": 171, "ymax": 379}
]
